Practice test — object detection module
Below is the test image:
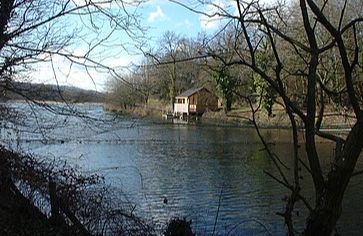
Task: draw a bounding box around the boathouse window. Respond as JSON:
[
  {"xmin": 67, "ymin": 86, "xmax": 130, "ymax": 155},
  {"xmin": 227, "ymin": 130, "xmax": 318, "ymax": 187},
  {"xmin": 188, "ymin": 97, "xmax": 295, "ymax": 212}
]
[{"xmin": 177, "ymin": 98, "xmax": 185, "ymax": 104}]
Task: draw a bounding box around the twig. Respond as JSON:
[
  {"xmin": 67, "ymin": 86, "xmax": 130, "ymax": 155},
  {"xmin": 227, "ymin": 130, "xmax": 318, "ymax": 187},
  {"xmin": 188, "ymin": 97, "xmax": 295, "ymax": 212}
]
[{"xmin": 212, "ymin": 188, "xmax": 223, "ymax": 236}]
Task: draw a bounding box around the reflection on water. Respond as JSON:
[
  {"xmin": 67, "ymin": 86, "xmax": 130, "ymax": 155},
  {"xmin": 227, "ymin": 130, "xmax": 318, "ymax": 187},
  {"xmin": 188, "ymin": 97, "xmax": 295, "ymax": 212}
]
[{"xmin": 2, "ymin": 103, "xmax": 363, "ymax": 235}]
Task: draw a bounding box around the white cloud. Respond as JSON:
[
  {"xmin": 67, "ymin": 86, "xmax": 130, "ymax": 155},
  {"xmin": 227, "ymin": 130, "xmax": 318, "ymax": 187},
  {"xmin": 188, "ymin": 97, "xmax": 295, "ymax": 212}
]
[
  {"xmin": 107, "ymin": 57, "xmax": 133, "ymax": 68},
  {"xmin": 148, "ymin": 6, "xmax": 167, "ymax": 23},
  {"xmin": 27, "ymin": 50, "xmax": 141, "ymax": 92},
  {"xmin": 29, "ymin": 57, "xmax": 105, "ymax": 91},
  {"xmin": 199, "ymin": 0, "xmax": 226, "ymax": 30},
  {"xmin": 200, "ymin": 16, "xmax": 220, "ymax": 30}
]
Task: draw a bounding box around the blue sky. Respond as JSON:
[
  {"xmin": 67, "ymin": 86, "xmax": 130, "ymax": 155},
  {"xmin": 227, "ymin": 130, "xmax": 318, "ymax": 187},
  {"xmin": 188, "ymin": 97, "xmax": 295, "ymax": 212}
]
[
  {"xmin": 141, "ymin": 0, "xmax": 217, "ymax": 41},
  {"xmin": 141, "ymin": 0, "xmax": 247, "ymax": 43},
  {"xmin": 30, "ymin": 0, "xmax": 272, "ymax": 91},
  {"xmin": 31, "ymin": 0, "xmax": 221, "ymax": 91},
  {"xmin": 144, "ymin": 2, "xmax": 201, "ymax": 39}
]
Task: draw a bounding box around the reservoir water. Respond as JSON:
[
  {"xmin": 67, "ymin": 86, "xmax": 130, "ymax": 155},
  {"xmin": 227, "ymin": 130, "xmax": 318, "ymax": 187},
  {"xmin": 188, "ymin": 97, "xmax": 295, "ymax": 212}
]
[{"xmin": 2, "ymin": 103, "xmax": 363, "ymax": 235}]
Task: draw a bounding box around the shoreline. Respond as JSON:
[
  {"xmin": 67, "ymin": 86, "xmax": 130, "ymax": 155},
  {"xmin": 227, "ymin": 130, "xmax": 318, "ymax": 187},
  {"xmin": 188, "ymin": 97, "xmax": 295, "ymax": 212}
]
[
  {"xmin": 104, "ymin": 103, "xmax": 354, "ymax": 132},
  {"xmin": 103, "ymin": 104, "xmax": 353, "ymax": 145}
]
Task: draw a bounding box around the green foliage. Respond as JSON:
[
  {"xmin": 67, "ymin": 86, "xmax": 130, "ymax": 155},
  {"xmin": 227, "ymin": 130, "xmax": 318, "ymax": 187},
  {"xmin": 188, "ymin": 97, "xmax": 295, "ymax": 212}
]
[
  {"xmin": 213, "ymin": 67, "xmax": 236, "ymax": 112},
  {"xmin": 253, "ymin": 45, "xmax": 277, "ymax": 117},
  {"xmin": 253, "ymin": 74, "xmax": 277, "ymax": 117}
]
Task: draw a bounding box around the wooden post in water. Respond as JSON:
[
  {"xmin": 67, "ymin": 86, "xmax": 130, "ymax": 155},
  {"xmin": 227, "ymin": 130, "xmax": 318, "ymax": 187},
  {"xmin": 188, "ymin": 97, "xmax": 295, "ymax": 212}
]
[{"xmin": 49, "ymin": 181, "xmax": 61, "ymax": 224}]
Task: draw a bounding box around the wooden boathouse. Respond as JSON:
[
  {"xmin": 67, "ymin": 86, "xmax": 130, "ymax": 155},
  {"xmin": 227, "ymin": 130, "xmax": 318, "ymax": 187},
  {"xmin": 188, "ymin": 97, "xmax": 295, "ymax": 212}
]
[{"xmin": 173, "ymin": 87, "xmax": 218, "ymax": 117}]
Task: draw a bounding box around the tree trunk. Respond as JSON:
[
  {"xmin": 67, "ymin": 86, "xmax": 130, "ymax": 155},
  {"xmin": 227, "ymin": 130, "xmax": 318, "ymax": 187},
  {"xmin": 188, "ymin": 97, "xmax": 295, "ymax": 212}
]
[
  {"xmin": 170, "ymin": 63, "xmax": 177, "ymax": 111},
  {"xmin": 305, "ymin": 116, "xmax": 363, "ymax": 235},
  {"xmin": 170, "ymin": 84, "xmax": 176, "ymax": 111},
  {"xmin": 224, "ymin": 98, "xmax": 232, "ymax": 113},
  {"xmin": 304, "ymin": 194, "xmax": 342, "ymax": 235}
]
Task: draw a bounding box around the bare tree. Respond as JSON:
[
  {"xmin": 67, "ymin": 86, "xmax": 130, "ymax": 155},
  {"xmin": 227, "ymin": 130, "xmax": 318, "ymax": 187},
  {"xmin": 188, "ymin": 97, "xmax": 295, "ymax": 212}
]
[
  {"xmin": 150, "ymin": 31, "xmax": 181, "ymax": 110},
  {"xmin": 146, "ymin": 32, "xmax": 204, "ymax": 110},
  {"xmin": 170, "ymin": 0, "xmax": 363, "ymax": 235},
  {"xmin": 0, "ymin": 0, "xmax": 147, "ymax": 146},
  {"xmin": 0, "ymin": 0, "xmax": 145, "ymax": 104},
  {"xmin": 0, "ymin": 1, "xmax": 151, "ymax": 234}
]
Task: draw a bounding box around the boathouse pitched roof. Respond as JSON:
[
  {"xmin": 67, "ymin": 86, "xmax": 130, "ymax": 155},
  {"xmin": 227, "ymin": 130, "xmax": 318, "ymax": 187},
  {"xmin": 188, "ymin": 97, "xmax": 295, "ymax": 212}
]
[{"xmin": 176, "ymin": 87, "xmax": 207, "ymax": 98}]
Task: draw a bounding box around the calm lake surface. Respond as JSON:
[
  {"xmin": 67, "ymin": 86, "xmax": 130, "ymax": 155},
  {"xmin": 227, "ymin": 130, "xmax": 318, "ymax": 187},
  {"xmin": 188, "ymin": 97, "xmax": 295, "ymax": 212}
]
[{"xmin": 2, "ymin": 103, "xmax": 363, "ymax": 235}]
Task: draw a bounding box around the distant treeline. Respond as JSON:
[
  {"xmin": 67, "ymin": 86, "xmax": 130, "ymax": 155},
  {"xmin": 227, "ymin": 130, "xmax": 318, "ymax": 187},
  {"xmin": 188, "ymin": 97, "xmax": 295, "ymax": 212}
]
[{"xmin": 0, "ymin": 82, "xmax": 105, "ymax": 103}]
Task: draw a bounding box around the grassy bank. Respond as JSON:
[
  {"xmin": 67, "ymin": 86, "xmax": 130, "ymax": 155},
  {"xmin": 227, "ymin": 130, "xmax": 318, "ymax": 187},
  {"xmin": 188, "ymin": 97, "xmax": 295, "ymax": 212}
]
[
  {"xmin": 204, "ymin": 105, "xmax": 356, "ymax": 129},
  {"xmin": 105, "ymin": 100, "xmax": 356, "ymax": 130},
  {"xmin": 104, "ymin": 99, "xmax": 171, "ymax": 119}
]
